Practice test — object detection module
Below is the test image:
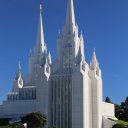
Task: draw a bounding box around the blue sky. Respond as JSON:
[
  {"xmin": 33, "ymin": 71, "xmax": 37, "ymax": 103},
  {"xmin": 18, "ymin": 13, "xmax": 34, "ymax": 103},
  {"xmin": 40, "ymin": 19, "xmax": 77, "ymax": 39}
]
[{"xmin": 0, "ymin": 0, "xmax": 128, "ymax": 104}]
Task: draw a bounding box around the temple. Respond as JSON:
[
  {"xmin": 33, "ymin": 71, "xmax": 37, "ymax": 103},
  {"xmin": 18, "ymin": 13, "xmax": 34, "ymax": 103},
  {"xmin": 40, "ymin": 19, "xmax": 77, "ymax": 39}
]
[{"xmin": 0, "ymin": 0, "xmax": 116, "ymax": 128}]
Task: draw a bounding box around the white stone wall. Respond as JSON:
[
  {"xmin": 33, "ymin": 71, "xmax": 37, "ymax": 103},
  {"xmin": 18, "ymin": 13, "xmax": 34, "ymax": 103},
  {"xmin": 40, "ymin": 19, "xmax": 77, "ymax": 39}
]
[
  {"xmin": 89, "ymin": 70, "xmax": 103, "ymax": 128},
  {"xmin": 72, "ymin": 66, "xmax": 84, "ymax": 128},
  {"xmin": 102, "ymin": 102, "xmax": 115, "ymax": 117},
  {"xmin": 36, "ymin": 78, "xmax": 48, "ymax": 116},
  {"xmin": 82, "ymin": 65, "xmax": 91, "ymax": 128}
]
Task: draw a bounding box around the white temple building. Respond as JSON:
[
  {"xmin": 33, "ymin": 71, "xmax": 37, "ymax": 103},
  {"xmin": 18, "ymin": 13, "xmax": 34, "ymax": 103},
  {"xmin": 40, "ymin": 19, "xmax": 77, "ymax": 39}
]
[{"xmin": 0, "ymin": 0, "xmax": 117, "ymax": 128}]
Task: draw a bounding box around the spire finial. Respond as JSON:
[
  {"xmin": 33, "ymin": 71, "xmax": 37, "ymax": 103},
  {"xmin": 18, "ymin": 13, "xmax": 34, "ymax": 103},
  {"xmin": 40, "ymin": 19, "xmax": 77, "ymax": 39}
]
[
  {"xmin": 94, "ymin": 48, "xmax": 95, "ymax": 52},
  {"xmin": 15, "ymin": 61, "xmax": 22, "ymax": 80},
  {"xmin": 40, "ymin": 3, "xmax": 42, "ymax": 14},
  {"xmin": 92, "ymin": 48, "xmax": 96, "ymax": 61},
  {"xmin": 35, "ymin": 2, "xmax": 45, "ymax": 55},
  {"xmin": 80, "ymin": 31, "xmax": 83, "ymax": 38},
  {"xmin": 19, "ymin": 61, "xmax": 21, "ymax": 70},
  {"xmin": 58, "ymin": 29, "xmax": 60, "ymax": 34},
  {"xmin": 65, "ymin": 0, "xmax": 75, "ymax": 33},
  {"xmin": 90, "ymin": 49, "xmax": 99, "ymax": 69},
  {"xmin": 81, "ymin": 31, "xmax": 83, "ymax": 35}
]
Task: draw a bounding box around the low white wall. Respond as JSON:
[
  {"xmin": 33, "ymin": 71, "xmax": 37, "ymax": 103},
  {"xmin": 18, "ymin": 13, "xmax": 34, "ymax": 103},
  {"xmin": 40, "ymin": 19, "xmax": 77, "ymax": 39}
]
[{"xmin": 102, "ymin": 102, "xmax": 115, "ymax": 117}]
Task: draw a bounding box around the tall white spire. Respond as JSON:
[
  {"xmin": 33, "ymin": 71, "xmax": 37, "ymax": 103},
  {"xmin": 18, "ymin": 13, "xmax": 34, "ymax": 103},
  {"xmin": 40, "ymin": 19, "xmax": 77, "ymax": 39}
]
[
  {"xmin": 65, "ymin": 0, "xmax": 76, "ymax": 34},
  {"xmin": 90, "ymin": 49, "xmax": 99, "ymax": 70},
  {"xmin": 36, "ymin": 4, "xmax": 45, "ymax": 54}
]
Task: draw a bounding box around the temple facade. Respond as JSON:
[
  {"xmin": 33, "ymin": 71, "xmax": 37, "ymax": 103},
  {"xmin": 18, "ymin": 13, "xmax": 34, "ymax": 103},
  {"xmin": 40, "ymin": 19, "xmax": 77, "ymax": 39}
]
[{"xmin": 0, "ymin": 0, "xmax": 116, "ymax": 128}]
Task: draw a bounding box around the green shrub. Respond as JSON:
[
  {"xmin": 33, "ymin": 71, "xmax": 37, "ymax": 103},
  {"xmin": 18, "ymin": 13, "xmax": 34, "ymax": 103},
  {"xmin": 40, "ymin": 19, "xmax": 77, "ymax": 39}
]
[
  {"xmin": 0, "ymin": 118, "xmax": 10, "ymax": 126},
  {"xmin": 113, "ymin": 124, "xmax": 128, "ymax": 128},
  {"xmin": 23, "ymin": 112, "xmax": 47, "ymax": 128}
]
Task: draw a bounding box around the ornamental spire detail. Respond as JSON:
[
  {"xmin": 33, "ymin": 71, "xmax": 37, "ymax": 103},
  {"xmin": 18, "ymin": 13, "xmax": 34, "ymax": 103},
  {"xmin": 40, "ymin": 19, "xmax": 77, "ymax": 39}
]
[
  {"xmin": 65, "ymin": 0, "xmax": 76, "ymax": 34},
  {"xmin": 35, "ymin": 4, "xmax": 45, "ymax": 55},
  {"xmin": 15, "ymin": 61, "xmax": 22, "ymax": 80},
  {"xmin": 90, "ymin": 49, "xmax": 99, "ymax": 70}
]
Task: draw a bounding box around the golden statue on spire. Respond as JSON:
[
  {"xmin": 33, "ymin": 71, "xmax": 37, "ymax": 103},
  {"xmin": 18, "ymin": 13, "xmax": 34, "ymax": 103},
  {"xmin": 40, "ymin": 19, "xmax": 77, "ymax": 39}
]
[{"xmin": 40, "ymin": 3, "xmax": 42, "ymax": 13}]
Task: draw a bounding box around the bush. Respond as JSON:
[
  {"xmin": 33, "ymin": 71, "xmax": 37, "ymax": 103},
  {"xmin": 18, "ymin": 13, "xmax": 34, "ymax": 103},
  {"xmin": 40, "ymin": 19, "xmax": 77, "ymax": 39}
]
[
  {"xmin": 0, "ymin": 118, "xmax": 10, "ymax": 126},
  {"xmin": 113, "ymin": 124, "xmax": 128, "ymax": 128},
  {"xmin": 23, "ymin": 112, "xmax": 47, "ymax": 128},
  {"xmin": 49, "ymin": 126, "xmax": 56, "ymax": 128},
  {"xmin": 11, "ymin": 123, "xmax": 25, "ymax": 128},
  {"xmin": 105, "ymin": 96, "xmax": 112, "ymax": 103}
]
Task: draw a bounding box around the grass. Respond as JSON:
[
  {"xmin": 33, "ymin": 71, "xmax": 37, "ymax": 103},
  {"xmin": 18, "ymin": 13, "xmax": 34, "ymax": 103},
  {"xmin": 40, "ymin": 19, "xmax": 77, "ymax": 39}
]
[
  {"xmin": 115, "ymin": 120, "xmax": 128, "ymax": 126},
  {"xmin": 0, "ymin": 126, "xmax": 11, "ymax": 128}
]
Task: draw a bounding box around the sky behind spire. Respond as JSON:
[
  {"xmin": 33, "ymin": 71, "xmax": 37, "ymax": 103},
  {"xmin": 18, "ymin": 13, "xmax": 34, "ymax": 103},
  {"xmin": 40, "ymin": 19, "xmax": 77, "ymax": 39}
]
[{"xmin": 0, "ymin": 0, "xmax": 128, "ymax": 104}]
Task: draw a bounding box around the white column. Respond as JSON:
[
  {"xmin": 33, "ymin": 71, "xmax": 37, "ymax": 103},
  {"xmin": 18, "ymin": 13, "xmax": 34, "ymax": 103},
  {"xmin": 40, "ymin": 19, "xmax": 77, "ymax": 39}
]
[
  {"xmin": 63, "ymin": 76, "xmax": 65, "ymax": 128},
  {"xmin": 66, "ymin": 76, "xmax": 68, "ymax": 128},
  {"xmin": 60, "ymin": 76, "xmax": 62, "ymax": 128},
  {"xmin": 61, "ymin": 76, "xmax": 64, "ymax": 128},
  {"xmin": 70, "ymin": 76, "xmax": 72, "ymax": 128},
  {"xmin": 52, "ymin": 78, "xmax": 55, "ymax": 125},
  {"xmin": 54, "ymin": 77, "xmax": 56, "ymax": 125},
  {"xmin": 56, "ymin": 76, "xmax": 58, "ymax": 127}
]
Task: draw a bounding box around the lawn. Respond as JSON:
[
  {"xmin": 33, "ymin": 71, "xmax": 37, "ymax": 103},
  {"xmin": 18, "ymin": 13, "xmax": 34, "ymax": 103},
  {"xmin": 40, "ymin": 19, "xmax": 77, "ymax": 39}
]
[
  {"xmin": 115, "ymin": 120, "xmax": 128, "ymax": 126},
  {"xmin": 0, "ymin": 126, "xmax": 11, "ymax": 128}
]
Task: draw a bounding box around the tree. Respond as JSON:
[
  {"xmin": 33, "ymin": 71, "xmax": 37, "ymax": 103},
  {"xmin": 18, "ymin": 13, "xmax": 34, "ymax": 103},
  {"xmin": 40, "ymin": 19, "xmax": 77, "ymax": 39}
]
[
  {"xmin": 24, "ymin": 112, "xmax": 47, "ymax": 128},
  {"xmin": 105, "ymin": 96, "xmax": 112, "ymax": 103},
  {"xmin": 125, "ymin": 96, "xmax": 128, "ymax": 106},
  {"xmin": 11, "ymin": 123, "xmax": 25, "ymax": 128},
  {"xmin": 49, "ymin": 125, "xmax": 56, "ymax": 128},
  {"xmin": 121, "ymin": 102, "xmax": 126, "ymax": 107},
  {"xmin": 113, "ymin": 124, "xmax": 127, "ymax": 128},
  {"xmin": 126, "ymin": 97, "xmax": 128, "ymax": 102}
]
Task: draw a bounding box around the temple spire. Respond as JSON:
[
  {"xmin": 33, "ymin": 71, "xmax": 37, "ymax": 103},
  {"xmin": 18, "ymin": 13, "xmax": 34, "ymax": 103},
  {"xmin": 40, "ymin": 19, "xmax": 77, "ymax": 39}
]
[
  {"xmin": 36, "ymin": 4, "xmax": 45, "ymax": 54},
  {"xmin": 65, "ymin": 0, "xmax": 76, "ymax": 33},
  {"xmin": 40, "ymin": 3, "xmax": 42, "ymax": 13},
  {"xmin": 90, "ymin": 49, "xmax": 99, "ymax": 70}
]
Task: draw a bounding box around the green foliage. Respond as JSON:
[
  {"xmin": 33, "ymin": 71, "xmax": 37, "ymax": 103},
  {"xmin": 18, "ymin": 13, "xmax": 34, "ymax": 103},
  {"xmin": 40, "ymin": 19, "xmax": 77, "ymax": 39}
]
[
  {"xmin": 125, "ymin": 97, "xmax": 128, "ymax": 107},
  {"xmin": 115, "ymin": 120, "xmax": 128, "ymax": 126},
  {"xmin": 125, "ymin": 97, "xmax": 128, "ymax": 102},
  {"xmin": 49, "ymin": 125, "xmax": 56, "ymax": 128},
  {"xmin": 11, "ymin": 123, "xmax": 24, "ymax": 128},
  {"xmin": 113, "ymin": 123, "xmax": 127, "ymax": 128},
  {"xmin": 0, "ymin": 118, "xmax": 10, "ymax": 126},
  {"xmin": 113, "ymin": 96, "xmax": 128, "ymax": 122},
  {"xmin": 0, "ymin": 126, "xmax": 11, "ymax": 128},
  {"xmin": 105, "ymin": 96, "xmax": 112, "ymax": 103},
  {"xmin": 23, "ymin": 112, "xmax": 47, "ymax": 128}
]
